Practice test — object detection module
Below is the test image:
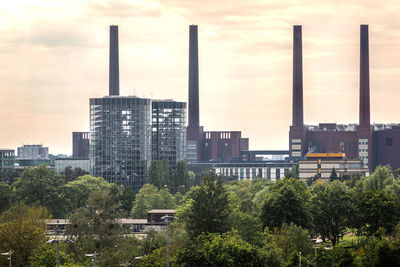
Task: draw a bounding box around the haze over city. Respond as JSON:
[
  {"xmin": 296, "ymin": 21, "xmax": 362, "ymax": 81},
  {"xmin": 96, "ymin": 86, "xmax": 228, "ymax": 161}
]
[{"xmin": 1, "ymin": 0, "xmax": 400, "ymax": 154}]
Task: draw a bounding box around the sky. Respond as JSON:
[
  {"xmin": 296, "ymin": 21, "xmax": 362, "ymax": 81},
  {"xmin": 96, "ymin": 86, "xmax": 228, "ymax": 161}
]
[{"xmin": 1, "ymin": 0, "xmax": 400, "ymax": 155}]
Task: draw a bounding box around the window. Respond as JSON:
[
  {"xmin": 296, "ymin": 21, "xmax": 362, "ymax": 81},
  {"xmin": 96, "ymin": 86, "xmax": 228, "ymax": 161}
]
[{"xmin": 385, "ymin": 138, "xmax": 393, "ymax": 146}]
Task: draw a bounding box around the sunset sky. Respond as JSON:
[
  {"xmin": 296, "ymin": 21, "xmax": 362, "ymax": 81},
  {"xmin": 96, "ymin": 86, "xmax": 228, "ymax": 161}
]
[{"xmin": 1, "ymin": 0, "xmax": 400, "ymax": 155}]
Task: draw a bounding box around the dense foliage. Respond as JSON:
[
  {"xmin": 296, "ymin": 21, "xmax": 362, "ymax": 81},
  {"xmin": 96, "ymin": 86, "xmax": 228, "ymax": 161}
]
[{"xmin": 1, "ymin": 164, "xmax": 400, "ymax": 266}]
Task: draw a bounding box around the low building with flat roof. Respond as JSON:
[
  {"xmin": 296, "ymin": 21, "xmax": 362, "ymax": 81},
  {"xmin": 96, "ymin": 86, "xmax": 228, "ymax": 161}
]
[
  {"xmin": 299, "ymin": 153, "xmax": 369, "ymax": 180},
  {"xmin": 55, "ymin": 158, "xmax": 90, "ymax": 173}
]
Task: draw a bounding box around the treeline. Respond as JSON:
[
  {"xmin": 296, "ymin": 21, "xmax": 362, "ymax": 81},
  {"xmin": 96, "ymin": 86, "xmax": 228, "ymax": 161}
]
[{"xmin": 1, "ymin": 163, "xmax": 400, "ymax": 266}]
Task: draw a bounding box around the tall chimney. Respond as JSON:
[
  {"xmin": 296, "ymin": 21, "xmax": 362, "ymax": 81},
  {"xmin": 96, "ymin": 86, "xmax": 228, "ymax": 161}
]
[
  {"xmin": 359, "ymin": 24, "xmax": 370, "ymax": 127},
  {"xmin": 188, "ymin": 25, "xmax": 199, "ymax": 128},
  {"xmin": 109, "ymin": 25, "xmax": 119, "ymax": 96},
  {"xmin": 292, "ymin": 25, "xmax": 303, "ymax": 127}
]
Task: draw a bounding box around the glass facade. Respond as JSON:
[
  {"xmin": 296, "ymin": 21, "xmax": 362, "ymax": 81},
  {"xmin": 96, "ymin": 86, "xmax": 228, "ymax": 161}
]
[
  {"xmin": 152, "ymin": 101, "xmax": 186, "ymax": 169},
  {"xmin": 90, "ymin": 96, "xmax": 152, "ymax": 191},
  {"xmin": 0, "ymin": 150, "xmax": 15, "ymax": 171}
]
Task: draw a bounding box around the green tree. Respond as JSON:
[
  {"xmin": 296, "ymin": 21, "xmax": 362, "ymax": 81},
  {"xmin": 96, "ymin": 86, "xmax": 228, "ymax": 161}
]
[
  {"xmin": 273, "ymin": 223, "xmax": 313, "ymax": 260},
  {"xmin": 315, "ymin": 246, "xmax": 355, "ymax": 267},
  {"xmin": 0, "ymin": 182, "xmax": 13, "ymax": 213},
  {"xmin": 329, "ymin": 167, "xmax": 338, "ymax": 181},
  {"xmin": 171, "ymin": 160, "xmax": 193, "ymax": 193},
  {"xmin": 148, "ymin": 160, "xmax": 171, "ymax": 189},
  {"xmin": 131, "ymin": 184, "xmax": 175, "ymax": 219},
  {"xmin": 310, "ymin": 181, "xmax": 353, "ymax": 246},
  {"xmin": 13, "ymin": 165, "xmax": 65, "ymax": 217},
  {"xmin": 354, "ymin": 190, "xmax": 398, "ymax": 236},
  {"xmin": 176, "ymin": 231, "xmax": 281, "ymax": 266},
  {"xmin": 354, "ymin": 238, "xmax": 400, "ymax": 266},
  {"xmin": 110, "ymin": 185, "xmax": 135, "ymax": 215},
  {"xmin": 394, "ymin": 168, "xmax": 400, "ymax": 180},
  {"xmin": 67, "ymin": 190, "xmax": 123, "ymax": 266},
  {"xmin": 284, "ymin": 163, "xmax": 299, "ymax": 179},
  {"xmin": 0, "ymin": 203, "xmax": 49, "ymax": 267},
  {"xmin": 62, "ymin": 167, "xmax": 89, "ymax": 182},
  {"xmin": 230, "ymin": 210, "xmax": 265, "ymax": 246},
  {"xmin": 62, "ymin": 175, "xmax": 112, "ymax": 213},
  {"xmin": 182, "ymin": 174, "xmax": 231, "ymax": 239},
  {"xmin": 30, "ymin": 244, "xmax": 72, "ymax": 267},
  {"xmin": 0, "ymin": 169, "xmax": 21, "ymax": 185},
  {"xmin": 260, "ymin": 178, "xmax": 311, "ymax": 230},
  {"xmin": 363, "ymin": 165, "xmax": 394, "ymax": 191}
]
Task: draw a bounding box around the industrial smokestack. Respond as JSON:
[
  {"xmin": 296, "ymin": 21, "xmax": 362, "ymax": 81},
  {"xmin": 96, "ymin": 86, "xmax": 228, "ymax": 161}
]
[
  {"xmin": 359, "ymin": 24, "xmax": 370, "ymax": 127},
  {"xmin": 292, "ymin": 25, "xmax": 303, "ymax": 127},
  {"xmin": 188, "ymin": 25, "xmax": 199, "ymax": 128},
  {"xmin": 109, "ymin": 25, "xmax": 119, "ymax": 96}
]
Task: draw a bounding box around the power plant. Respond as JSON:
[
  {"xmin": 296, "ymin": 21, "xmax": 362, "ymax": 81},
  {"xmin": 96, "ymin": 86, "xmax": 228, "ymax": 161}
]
[{"xmin": 289, "ymin": 25, "xmax": 400, "ymax": 171}]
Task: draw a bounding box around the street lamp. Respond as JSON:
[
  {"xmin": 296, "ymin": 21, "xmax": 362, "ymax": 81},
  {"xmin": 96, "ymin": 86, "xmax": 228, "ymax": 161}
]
[
  {"xmin": 299, "ymin": 251, "xmax": 301, "ymax": 267},
  {"xmin": 47, "ymin": 238, "xmax": 73, "ymax": 267},
  {"xmin": 1, "ymin": 250, "xmax": 12, "ymax": 267},
  {"xmin": 85, "ymin": 252, "xmax": 97, "ymax": 267},
  {"xmin": 161, "ymin": 214, "xmax": 174, "ymax": 267}
]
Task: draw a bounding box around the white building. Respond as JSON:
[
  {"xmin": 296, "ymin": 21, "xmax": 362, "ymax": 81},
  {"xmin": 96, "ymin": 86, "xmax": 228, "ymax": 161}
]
[
  {"xmin": 17, "ymin": 144, "xmax": 48, "ymax": 159},
  {"xmin": 299, "ymin": 153, "xmax": 369, "ymax": 180}
]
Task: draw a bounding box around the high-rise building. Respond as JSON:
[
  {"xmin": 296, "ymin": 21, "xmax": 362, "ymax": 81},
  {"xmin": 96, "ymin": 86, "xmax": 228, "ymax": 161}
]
[
  {"xmin": 72, "ymin": 132, "xmax": 89, "ymax": 158},
  {"xmin": 90, "ymin": 96, "xmax": 152, "ymax": 190},
  {"xmin": 152, "ymin": 100, "xmax": 186, "ymax": 169},
  {"xmin": 89, "ymin": 25, "xmax": 188, "ymax": 190},
  {"xmin": 17, "ymin": 144, "xmax": 49, "ymax": 159}
]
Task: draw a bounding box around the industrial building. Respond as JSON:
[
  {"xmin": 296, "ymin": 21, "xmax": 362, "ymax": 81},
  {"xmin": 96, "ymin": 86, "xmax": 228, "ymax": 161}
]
[
  {"xmin": 72, "ymin": 132, "xmax": 89, "ymax": 158},
  {"xmin": 186, "ymin": 25, "xmax": 249, "ymax": 164},
  {"xmin": 89, "ymin": 26, "xmax": 187, "ymax": 190},
  {"xmin": 289, "ymin": 25, "xmax": 400, "ymax": 171}
]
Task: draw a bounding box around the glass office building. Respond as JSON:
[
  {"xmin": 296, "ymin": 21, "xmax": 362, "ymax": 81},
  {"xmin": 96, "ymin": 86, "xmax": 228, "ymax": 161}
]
[
  {"xmin": 90, "ymin": 96, "xmax": 152, "ymax": 191},
  {"xmin": 152, "ymin": 100, "xmax": 186, "ymax": 169}
]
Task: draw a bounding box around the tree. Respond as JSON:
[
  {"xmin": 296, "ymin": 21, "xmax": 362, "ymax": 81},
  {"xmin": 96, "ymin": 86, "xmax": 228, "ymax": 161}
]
[
  {"xmin": 67, "ymin": 190, "xmax": 124, "ymax": 266},
  {"xmin": 363, "ymin": 165, "xmax": 394, "ymax": 191},
  {"xmin": 30, "ymin": 244, "xmax": 72, "ymax": 267},
  {"xmin": 63, "ymin": 167, "xmax": 89, "ymax": 182},
  {"xmin": 13, "ymin": 165, "xmax": 66, "ymax": 217},
  {"xmin": 0, "ymin": 182, "xmax": 13, "ymax": 213},
  {"xmin": 230, "ymin": 210, "xmax": 264, "ymax": 246},
  {"xmin": 171, "ymin": 160, "xmax": 193, "ymax": 193},
  {"xmin": 354, "ymin": 190, "xmax": 398, "ymax": 236},
  {"xmin": 284, "ymin": 163, "xmax": 299, "ymax": 179},
  {"xmin": 0, "ymin": 169, "xmax": 21, "ymax": 185},
  {"xmin": 109, "ymin": 185, "xmax": 135, "ymax": 215},
  {"xmin": 148, "ymin": 160, "xmax": 171, "ymax": 189},
  {"xmin": 176, "ymin": 231, "xmax": 281, "ymax": 266},
  {"xmin": 394, "ymin": 168, "xmax": 400, "ymax": 180},
  {"xmin": 310, "ymin": 181, "xmax": 353, "ymax": 246},
  {"xmin": 131, "ymin": 184, "xmax": 175, "ymax": 219},
  {"xmin": 182, "ymin": 174, "xmax": 231, "ymax": 239},
  {"xmin": 354, "ymin": 238, "xmax": 400, "ymax": 266},
  {"xmin": 0, "ymin": 203, "xmax": 49, "ymax": 267},
  {"xmin": 329, "ymin": 167, "xmax": 338, "ymax": 181},
  {"xmin": 273, "ymin": 223, "xmax": 314, "ymax": 260},
  {"xmin": 260, "ymin": 178, "xmax": 311, "ymax": 230},
  {"xmin": 62, "ymin": 175, "xmax": 113, "ymax": 213},
  {"xmin": 316, "ymin": 246, "xmax": 355, "ymax": 267}
]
